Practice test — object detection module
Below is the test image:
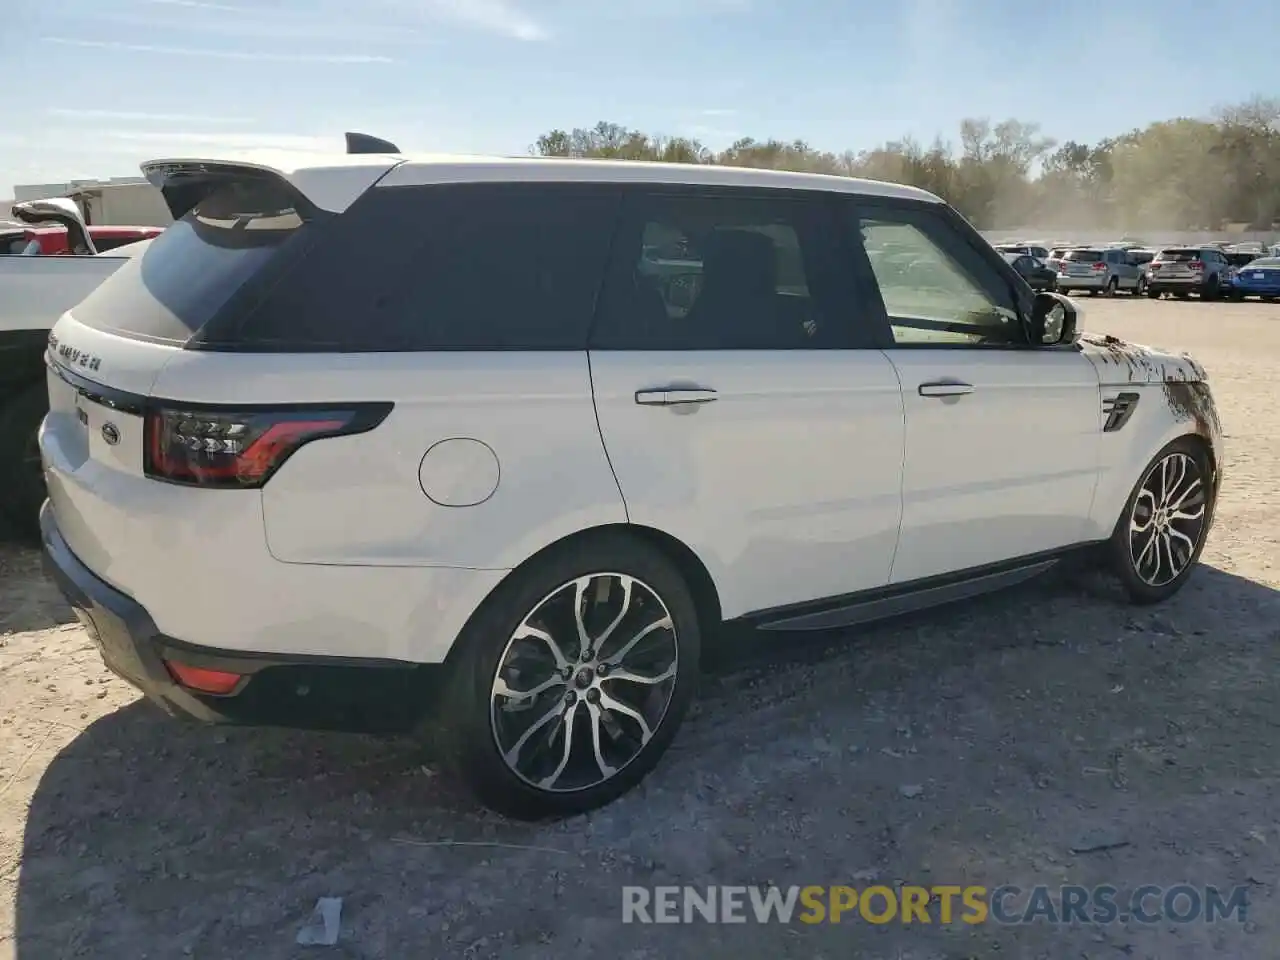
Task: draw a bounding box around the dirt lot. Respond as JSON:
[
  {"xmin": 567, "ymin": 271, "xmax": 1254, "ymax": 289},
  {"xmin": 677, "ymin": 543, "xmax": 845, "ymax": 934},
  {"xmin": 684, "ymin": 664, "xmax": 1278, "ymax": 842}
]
[{"xmin": 2, "ymin": 298, "xmax": 1278, "ymax": 959}]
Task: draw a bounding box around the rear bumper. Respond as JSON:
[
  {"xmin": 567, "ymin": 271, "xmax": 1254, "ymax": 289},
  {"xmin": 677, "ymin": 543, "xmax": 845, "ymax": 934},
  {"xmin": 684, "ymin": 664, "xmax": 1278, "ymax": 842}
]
[
  {"xmin": 40, "ymin": 501, "xmax": 442, "ymax": 733},
  {"xmin": 1057, "ymin": 275, "xmax": 1107, "ymax": 290},
  {"xmin": 1233, "ymin": 284, "xmax": 1280, "ymax": 297}
]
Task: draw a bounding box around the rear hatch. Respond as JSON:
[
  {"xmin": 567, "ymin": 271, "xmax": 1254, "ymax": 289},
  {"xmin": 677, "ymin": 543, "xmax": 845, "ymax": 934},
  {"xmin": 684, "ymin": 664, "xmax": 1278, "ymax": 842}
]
[
  {"xmin": 1151, "ymin": 249, "xmax": 1202, "ymax": 281},
  {"xmin": 41, "ymin": 160, "xmax": 395, "ymax": 589},
  {"xmin": 1061, "ymin": 249, "xmax": 1104, "ymax": 277}
]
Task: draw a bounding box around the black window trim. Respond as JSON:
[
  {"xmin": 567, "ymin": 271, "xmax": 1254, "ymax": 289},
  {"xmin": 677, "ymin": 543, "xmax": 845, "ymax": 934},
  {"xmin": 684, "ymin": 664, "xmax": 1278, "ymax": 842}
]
[
  {"xmin": 586, "ymin": 183, "xmax": 882, "ymax": 352},
  {"xmin": 843, "ymin": 196, "xmax": 1043, "ymax": 352}
]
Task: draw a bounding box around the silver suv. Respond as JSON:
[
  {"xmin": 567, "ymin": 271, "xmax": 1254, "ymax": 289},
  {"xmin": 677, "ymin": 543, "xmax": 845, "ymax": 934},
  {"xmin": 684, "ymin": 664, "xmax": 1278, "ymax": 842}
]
[
  {"xmin": 1056, "ymin": 247, "xmax": 1144, "ymax": 296},
  {"xmin": 1147, "ymin": 247, "xmax": 1231, "ymax": 300}
]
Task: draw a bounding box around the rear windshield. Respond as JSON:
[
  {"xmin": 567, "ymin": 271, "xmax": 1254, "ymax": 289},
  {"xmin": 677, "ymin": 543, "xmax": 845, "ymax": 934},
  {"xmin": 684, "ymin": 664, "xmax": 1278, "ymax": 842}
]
[
  {"xmin": 70, "ymin": 177, "xmax": 318, "ymax": 344},
  {"xmin": 1064, "ymin": 250, "xmax": 1102, "ymax": 261},
  {"xmin": 1158, "ymin": 249, "xmax": 1201, "ymax": 261}
]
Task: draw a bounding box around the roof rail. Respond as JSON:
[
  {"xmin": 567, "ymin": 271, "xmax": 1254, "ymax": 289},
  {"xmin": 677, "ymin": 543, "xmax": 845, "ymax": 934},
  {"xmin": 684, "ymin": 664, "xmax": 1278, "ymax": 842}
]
[{"xmin": 345, "ymin": 132, "xmax": 401, "ymax": 155}]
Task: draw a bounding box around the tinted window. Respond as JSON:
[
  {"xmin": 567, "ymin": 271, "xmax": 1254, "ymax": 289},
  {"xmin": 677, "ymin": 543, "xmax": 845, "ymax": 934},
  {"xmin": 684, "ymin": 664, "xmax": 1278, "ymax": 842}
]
[
  {"xmin": 854, "ymin": 204, "xmax": 1021, "ymax": 347},
  {"xmin": 228, "ymin": 183, "xmax": 619, "ymax": 351},
  {"xmin": 1158, "ymin": 249, "xmax": 1202, "ymax": 261},
  {"xmin": 1064, "ymin": 249, "xmax": 1102, "ymax": 261},
  {"xmin": 91, "ymin": 234, "xmax": 152, "ymax": 252},
  {"xmin": 73, "ymin": 177, "xmax": 317, "ymax": 344},
  {"xmin": 592, "ymin": 191, "xmax": 852, "ymax": 350}
]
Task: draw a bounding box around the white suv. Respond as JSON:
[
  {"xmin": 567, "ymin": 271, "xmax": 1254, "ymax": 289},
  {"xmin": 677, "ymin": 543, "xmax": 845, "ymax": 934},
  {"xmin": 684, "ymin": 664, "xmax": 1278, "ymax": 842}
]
[{"xmin": 39, "ymin": 143, "xmax": 1223, "ymax": 820}]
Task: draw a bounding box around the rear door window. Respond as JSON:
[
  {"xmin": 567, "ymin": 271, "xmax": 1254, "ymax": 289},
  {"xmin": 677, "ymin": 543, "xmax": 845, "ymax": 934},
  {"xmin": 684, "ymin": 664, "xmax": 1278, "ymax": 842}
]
[
  {"xmin": 72, "ymin": 177, "xmax": 317, "ymax": 344},
  {"xmin": 230, "ymin": 182, "xmax": 620, "ymax": 351},
  {"xmin": 1158, "ymin": 249, "xmax": 1201, "ymax": 262},
  {"xmin": 591, "ymin": 189, "xmax": 858, "ymax": 350}
]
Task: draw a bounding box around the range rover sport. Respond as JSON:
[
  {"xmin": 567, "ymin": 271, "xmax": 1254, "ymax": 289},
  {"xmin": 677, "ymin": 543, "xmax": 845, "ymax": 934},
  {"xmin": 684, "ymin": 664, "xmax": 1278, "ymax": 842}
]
[{"xmin": 39, "ymin": 141, "xmax": 1223, "ymax": 820}]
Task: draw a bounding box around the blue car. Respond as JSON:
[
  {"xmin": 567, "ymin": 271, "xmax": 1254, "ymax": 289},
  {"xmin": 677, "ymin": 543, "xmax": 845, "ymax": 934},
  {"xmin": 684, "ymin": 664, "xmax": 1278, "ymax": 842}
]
[{"xmin": 1230, "ymin": 257, "xmax": 1280, "ymax": 301}]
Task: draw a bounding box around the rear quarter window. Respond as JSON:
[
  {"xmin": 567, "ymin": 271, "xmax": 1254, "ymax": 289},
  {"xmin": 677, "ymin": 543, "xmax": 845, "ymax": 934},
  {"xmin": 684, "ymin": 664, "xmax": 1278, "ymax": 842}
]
[
  {"xmin": 221, "ymin": 182, "xmax": 621, "ymax": 351},
  {"xmin": 72, "ymin": 177, "xmax": 318, "ymax": 344}
]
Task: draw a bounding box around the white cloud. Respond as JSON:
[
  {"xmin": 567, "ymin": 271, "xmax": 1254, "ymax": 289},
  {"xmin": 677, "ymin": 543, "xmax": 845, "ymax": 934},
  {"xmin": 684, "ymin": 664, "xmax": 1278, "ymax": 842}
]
[
  {"xmin": 47, "ymin": 108, "xmax": 256, "ymax": 125},
  {"xmin": 140, "ymin": 0, "xmax": 251, "ymax": 10},
  {"xmin": 41, "ymin": 37, "xmax": 395, "ymax": 64},
  {"xmin": 381, "ymin": 0, "xmax": 548, "ymax": 40}
]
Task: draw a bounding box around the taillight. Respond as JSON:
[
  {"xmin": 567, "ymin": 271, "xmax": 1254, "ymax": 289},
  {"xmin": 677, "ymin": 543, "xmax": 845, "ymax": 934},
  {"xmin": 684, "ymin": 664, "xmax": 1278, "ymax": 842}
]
[
  {"xmin": 1190, "ymin": 260, "xmax": 1205, "ymax": 272},
  {"xmin": 164, "ymin": 660, "xmax": 243, "ymax": 695},
  {"xmin": 143, "ymin": 403, "xmax": 392, "ymax": 488},
  {"xmin": 1092, "ymin": 262, "xmax": 1107, "ymax": 272},
  {"xmin": 1151, "ymin": 263, "xmax": 1163, "ymax": 271}
]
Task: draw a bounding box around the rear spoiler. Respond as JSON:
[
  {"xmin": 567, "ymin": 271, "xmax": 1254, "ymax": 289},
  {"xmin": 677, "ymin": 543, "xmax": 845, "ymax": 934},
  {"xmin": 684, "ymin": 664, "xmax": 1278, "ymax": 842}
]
[{"xmin": 141, "ymin": 131, "xmax": 404, "ymax": 220}]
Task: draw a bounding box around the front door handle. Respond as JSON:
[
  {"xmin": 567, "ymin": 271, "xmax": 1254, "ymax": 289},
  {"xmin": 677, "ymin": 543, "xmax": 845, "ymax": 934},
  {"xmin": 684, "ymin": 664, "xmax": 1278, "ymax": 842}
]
[
  {"xmin": 635, "ymin": 388, "xmax": 718, "ymax": 406},
  {"xmin": 918, "ymin": 380, "xmax": 974, "ymax": 398}
]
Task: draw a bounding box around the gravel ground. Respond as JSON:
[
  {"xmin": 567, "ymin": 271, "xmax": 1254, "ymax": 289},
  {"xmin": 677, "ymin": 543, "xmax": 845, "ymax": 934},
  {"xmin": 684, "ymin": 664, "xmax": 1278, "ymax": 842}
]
[{"xmin": 1, "ymin": 297, "xmax": 1278, "ymax": 959}]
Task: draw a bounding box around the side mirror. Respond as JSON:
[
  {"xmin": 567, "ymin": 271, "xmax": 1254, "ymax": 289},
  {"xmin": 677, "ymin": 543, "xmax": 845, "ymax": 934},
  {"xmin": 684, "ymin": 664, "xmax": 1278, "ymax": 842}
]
[{"xmin": 1028, "ymin": 291, "xmax": 1080, "ymax": 346}]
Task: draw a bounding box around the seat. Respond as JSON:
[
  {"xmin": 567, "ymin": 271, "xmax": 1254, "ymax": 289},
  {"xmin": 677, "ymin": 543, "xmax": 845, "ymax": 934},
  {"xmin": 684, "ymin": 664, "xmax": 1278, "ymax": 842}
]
[{"xmin": 683, "ymin": 229, "xmax": 784, "ymax": 348}]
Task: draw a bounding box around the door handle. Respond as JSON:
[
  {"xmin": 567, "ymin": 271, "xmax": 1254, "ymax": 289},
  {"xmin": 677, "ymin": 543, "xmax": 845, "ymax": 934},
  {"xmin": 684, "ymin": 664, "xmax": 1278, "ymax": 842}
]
[
  {"xmin": 918, "ymin": 380, "xmax": 974, "ymax": 398},
  {"xmin": 635, "ymin": 388, "xmax": 718, "ymax": 406}
]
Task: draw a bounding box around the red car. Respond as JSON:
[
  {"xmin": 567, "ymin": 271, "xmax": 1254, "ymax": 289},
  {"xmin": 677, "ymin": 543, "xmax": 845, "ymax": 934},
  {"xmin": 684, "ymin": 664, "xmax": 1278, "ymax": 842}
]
[{"xmin": 5, "ymin": 223, "xmax": 163, "ymax": 256}]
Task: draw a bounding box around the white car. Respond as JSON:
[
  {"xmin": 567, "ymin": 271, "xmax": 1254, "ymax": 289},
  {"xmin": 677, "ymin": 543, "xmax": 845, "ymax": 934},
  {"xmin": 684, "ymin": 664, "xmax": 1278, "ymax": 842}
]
[
  {"xmin": 39, "ymin": 140, "xmax": 1223, "ymax": 820},
  {"xmin": 0, "ymin": 199, "xmax": 151, "ymax": 538}
]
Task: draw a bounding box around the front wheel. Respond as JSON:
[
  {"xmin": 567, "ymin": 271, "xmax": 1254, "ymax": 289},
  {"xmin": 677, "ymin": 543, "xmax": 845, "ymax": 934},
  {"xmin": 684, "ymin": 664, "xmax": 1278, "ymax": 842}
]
[
  {"xmin": 438, "ymin": 533, "xmax": 701, "ymax": 819},
  {"xmin": 1108, "ymin": 438, "xmax": 1213, "ymax": 604}
]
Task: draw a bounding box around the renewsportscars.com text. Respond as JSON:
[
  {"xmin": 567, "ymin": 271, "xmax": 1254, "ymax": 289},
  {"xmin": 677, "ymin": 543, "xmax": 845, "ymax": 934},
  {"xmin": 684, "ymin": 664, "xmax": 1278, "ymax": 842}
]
[{"xmin": 622, "ymin": 884, "xmax": 1249, "ymax": 925}]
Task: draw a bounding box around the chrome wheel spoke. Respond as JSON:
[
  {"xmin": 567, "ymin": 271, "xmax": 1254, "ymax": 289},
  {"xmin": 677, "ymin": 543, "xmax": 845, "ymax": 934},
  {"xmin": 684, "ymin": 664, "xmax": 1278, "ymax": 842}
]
[
  {"xmin": 493, "ymin": 673, "xmax": 563, "ymax": 705},
  {"xmin": 503, "ymin": 700, "xmax": 565, "ymax": 767},
  {"xmin": 514, "ymin": 622, "xmax": 571, "ymax": 672},
  {"xmin": 604, "ymin": 663, "xmax": 677, "ymax": 686},
  {"xmin": 537, "ymin": 702, "xmax": 580, "ymax": 789},
  {"xmin": 598, "ymin": 690, "xmax": 654, "ymax": 745},
  {"xmin": 586, "ymin": 702, "xmax": 617, "ymax": 778},
  {"xmin": 603, "ymin": 614, "xmax": 673, "ymax": 668},
  {"xmin": 1166, "ymin": 523, "xmax": 1196, "ymax": 555}
]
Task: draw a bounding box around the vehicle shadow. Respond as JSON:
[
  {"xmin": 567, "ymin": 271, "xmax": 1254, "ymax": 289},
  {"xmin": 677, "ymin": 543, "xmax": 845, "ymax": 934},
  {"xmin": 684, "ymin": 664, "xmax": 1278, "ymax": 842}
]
[
  {"xmin": 0, "ymin": 545, "xmax": 77, "ymax": 633},
  {"xmin": 11, "ymin": 561, "xmax": 1280, "ymax": 958}
]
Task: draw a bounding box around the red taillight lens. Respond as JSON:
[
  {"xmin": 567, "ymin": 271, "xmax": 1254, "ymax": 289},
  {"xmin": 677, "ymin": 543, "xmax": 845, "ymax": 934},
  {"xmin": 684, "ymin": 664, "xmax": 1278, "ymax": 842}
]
[
  {"xmin": 1151, "ymin": 263, "xmax": 1163, "ymax": 271},
  {"xmin": 144, "ymin": 403, "xmax": 391, "ymax": 487},
  {"xmin": 1190, "ymin": 260, "xmax": 1205, "ymax": 271},
  {"xmin": 1092, "ymin": 262, "xmax": 1107, "ymax": 271},
  {"xmin": 164, "ymin": 660, "xmax": 243, "ymax": 695}
]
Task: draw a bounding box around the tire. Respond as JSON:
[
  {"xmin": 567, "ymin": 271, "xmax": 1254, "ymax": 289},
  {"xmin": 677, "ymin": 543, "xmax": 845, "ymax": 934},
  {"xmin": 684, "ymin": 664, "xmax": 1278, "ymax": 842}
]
[
  {"xmin": 1104, "ymin": 276, "xmax": 1119, "ymax": 297},
  {"xmin": 0, "ymin": 383, "xmax": 49, "ymax": 542},
  {"xmin": 1107, "ymin": 437, "xmax": 1213, "ymax": 605},
  {"xmin": 437, "ymin": 532, "xmax": 701, "ymax": 820},
  {"xmin": 1147, "ymin": 288, "xmax": 1161, "ymax": 299}
]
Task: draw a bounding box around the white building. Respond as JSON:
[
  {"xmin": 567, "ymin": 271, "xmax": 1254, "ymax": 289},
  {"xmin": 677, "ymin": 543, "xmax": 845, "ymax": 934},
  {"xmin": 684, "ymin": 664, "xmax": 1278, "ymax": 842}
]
[{"xmin": 13, "ymin": 177, "xmax": 171, "ymax": 227}]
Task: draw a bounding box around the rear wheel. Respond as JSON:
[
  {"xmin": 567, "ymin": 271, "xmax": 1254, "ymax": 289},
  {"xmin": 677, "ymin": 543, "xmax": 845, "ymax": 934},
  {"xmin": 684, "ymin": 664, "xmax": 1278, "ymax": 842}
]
[
  {"xmin": 438, "ymin": 533, "xmax": 701, "ymax": 819},
  {"xmin": 0, "ymin": 383, "xmax": 48, "ymax": 542},
  {"xmin": 1108, "ymin": 438, "xmax": 1212, "ymax": 604},
  {"xmin": 1147, "ymin": 287, "xmax": 1162, "ymax": 299}
]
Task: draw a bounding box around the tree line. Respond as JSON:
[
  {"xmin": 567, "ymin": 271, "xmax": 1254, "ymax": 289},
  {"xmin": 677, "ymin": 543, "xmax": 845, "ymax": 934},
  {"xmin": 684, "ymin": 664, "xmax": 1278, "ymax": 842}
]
[{"xmin": 531, "ymin": 98, "xmax": 1280, "ymax": 233}]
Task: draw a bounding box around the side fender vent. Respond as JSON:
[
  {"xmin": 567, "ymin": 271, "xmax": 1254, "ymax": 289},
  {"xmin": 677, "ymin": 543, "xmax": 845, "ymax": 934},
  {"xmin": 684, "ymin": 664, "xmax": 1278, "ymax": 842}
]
[{"xmin": 1103, "ymin": 392, "xmax": 1140, "ymax": 432}]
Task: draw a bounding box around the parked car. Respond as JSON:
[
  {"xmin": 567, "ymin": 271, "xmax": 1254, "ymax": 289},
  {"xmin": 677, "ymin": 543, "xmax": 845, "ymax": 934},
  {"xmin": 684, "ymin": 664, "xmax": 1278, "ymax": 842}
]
[
  {"xmin": 1055, "ymin": 247, "xmax": 1144, "ymax": 296},
  {"xmin": 0, "ymin": 199, "xmax": 148, "ymax": 538},
  {"xmin": 15, "ymin": 224, "xmax": 164, "ymax": 256},
  {"xmin": 39, "ymin": 137, "xmax": 1223, "ymax": 820},
  {"xmin": 1002, "ymin": 252, "xmax": 1057, "ymax": 291},
  {"xmin": 994, "ymin": 242, "xmax": 1050, "ymax": 259},
  {"xmin": 1226, "ymin": 255, "xmax": 1280, "ymax": 301},
  {"xmin": 1146, "ymin": 247, "xmax": 1232, "ymax": 300}
]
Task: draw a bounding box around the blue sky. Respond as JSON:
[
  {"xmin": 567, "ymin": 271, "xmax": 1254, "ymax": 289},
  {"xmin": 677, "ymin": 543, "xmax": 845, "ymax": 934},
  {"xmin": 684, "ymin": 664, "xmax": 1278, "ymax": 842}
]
[{"xmin": 2, "ymin": 0, "xmax": 1277, "ymax": 196}]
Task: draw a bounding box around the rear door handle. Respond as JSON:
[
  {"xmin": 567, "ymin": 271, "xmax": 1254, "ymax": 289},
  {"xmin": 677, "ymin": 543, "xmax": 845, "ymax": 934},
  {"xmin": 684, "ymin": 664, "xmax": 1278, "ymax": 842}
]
[
  {"xmin": 635, "ymin": 388, "xmax": 718, "ymax": 406},
  {"xmin": 918, "ymin": 380, "xmax": 974, "ymax": 398}
]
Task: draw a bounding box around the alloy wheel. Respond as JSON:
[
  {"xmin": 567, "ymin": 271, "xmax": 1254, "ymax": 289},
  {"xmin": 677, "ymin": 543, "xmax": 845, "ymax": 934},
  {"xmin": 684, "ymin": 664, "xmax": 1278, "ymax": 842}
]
[
  {"xmin": 1128, "ymin": 452, "xmax": 1208, "ymax": 587},
  {"xmin": 489, "ymin": 573, "xmax": 679, "ymax": 793}
]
